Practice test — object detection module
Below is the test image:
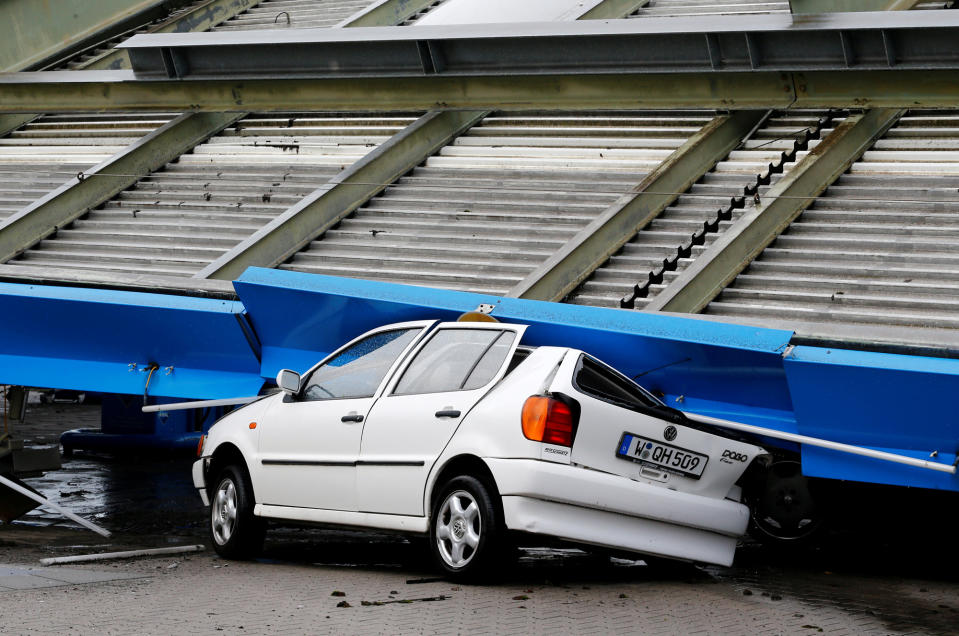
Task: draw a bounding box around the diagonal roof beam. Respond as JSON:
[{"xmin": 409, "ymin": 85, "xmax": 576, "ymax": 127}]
[
  {"xmin": 0, "ymin": 0, "xmax": 197, "ymax": 72},
  {"xmin": 644, "ymin": 108, "xmax": 904, "ymax": 315},
  {"xmin": 195, "ymin": 110, "xmax": 488, "ymax": 280},
  {"xmin": 0, "ymin": 112, "xmax": 244, "ymax": 265},
  {"xmin": 506, "ymin": 110, "xmax": 767, "ymax": 302},
  {"xmin": 0, "ymin": 114, "xmax": 37, "ymax": 138}
]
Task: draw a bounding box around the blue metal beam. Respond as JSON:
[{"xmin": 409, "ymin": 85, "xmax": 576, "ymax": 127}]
[
  {"xmin": 784, "ymin": 346, "xmax": 959, "ymax": 490},
  {"xmin": 0, "ymin": 282, "xmax": 262, "ymax": 400},
  {"xmin": 233, "ymin": 267, "xmax": 797, "ymax": 430},
  {"xmin": 0, "ymin": 268, "xmax": 955, "ymax": 489}
]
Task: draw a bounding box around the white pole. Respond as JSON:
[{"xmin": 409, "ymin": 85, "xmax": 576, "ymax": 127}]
[
  {"xmin": 40, "ymin": 544, "xmax": 204, "ymax": 566},
  {"xmin": 0, "ymin": 474, "xmax": 112, "ymax": 537},
  {"xmin": 141, "ymin": 396, "xmax": 259, "ymax": 413},
  {"xmin": 685, "ymin": 411, "xmax": 956, "ymax": 475}
]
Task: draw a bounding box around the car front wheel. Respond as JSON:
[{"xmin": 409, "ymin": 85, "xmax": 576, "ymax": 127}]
[
  {"xmin": 430, "ymin": 475, "xmax": 504, "ymax": 581},
  {"xmin": 209, "ymin": 464, "xmax": 265, "ymax": 559}
]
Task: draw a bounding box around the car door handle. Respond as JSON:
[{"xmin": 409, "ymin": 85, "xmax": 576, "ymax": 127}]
[
  {"xmin": 435, "ymin": 409, "xmax": 461, "ymax": 419},
  {"xmin": 341, "ymin": 413, "xmax": 364, "ymax": 423}
]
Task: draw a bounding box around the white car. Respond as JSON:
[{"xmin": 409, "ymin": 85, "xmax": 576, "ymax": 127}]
[{"xmin": 192, "ymin": 318, "xmax": 769, "ymax": 579}]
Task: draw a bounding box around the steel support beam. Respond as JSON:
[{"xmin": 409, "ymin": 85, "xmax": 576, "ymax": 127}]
[
  {"xmin": 506, "ymin": 111, "xmax": 766, "ymax": 302},
  {"xmin": 645, "ymin": 108, "xmax": 904, "ymax": 315},
  {"xmin": 341, "ymin": 0, "xmax": 444, "ymax": 27},
  {"xmin": 6, "ymin": 69, "xmax": 959, "ymax": 112},
  {"xmin": 0, "ymin": 112, "xmax": 243, "ymax": 264},
  {"xmin": 83, "ymin": 0, "xmax": 263, "ymax": 71},
  {"xmin": 0, "ymin": 0, "xmax": 187, "ymax": 72},
  {"xmin": 121, "ymin": 12, "xmax": 959, "ymax": 79},
  {"xmin": 195, "ymin": 110, "xmax": 489, "ymax": 280},
  {"xmin": 789, "ymin": 0, "xmax": 922, "ymax": 13},
  {"xmin": 0, "ymin": 114, "xmax": 37, "ymax": 138},
  {"xmin": 0, "ymin": 71, "xmax": 790, "ymax": 112}
]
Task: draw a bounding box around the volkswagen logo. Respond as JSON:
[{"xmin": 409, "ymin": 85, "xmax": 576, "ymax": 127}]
[{"xmin": 663, "ymin": 425, "xmax": 677, "ymax": 441}]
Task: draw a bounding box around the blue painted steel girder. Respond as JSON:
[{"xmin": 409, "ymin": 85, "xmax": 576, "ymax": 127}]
[{"xmin": 0, "ymin": 282, "xmax": 262, "ymax": 400}]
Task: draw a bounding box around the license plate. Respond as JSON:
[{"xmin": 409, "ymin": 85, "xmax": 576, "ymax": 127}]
[{"xmin": 617, "ymin": 433, "xmax": 708, "ymax": 479}]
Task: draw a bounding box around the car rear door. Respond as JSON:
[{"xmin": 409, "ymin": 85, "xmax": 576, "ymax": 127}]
[
  {"xmin": 357, "ymin": 322, "xmax": 527, "ymax": 516},
  {"xmin": 254, "ymin": 321, "xmax": 434, "ymax": 511}
]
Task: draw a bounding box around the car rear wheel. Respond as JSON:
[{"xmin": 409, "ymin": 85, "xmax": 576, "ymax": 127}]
[
  {"xmin": 430, "ymin": 475, "xmax": 504, "ymax": 581},
  {"xmin": 209, "ymin": 464, "xmax": 265, "ymax": 559},
  {"xmin": 749, "ymin": 460, "xmax": 826, "ymax": 546}
]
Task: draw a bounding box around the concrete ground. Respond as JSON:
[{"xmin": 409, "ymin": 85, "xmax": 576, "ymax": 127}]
[{"xmin": 1, "ymin": 401, "xmax": 957, "ymax": 635}]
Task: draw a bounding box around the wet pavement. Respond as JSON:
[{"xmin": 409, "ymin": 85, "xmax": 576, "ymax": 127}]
[{"xmin": 1, "ymin": 402, "xmax": 958, "ymax": 634}]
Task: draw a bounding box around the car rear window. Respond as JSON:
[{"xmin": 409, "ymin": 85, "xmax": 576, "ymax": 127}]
[
  {"xmin": 393, "ymin": 329, "xmax": 515, "ymax": 395},
  {"xmin": 573, "ymin": 355, "xmax": 663, "ymax": 410}
]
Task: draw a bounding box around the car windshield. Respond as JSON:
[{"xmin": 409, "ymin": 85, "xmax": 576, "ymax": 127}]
[{"xmin": 302, "ymin": 328, "xmax": 421, "ymax": 400}]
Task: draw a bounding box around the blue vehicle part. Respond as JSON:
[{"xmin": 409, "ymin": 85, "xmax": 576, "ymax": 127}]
[{"xmin": 0, "ymin": 282, "xmax": 263, "ymax": 400}]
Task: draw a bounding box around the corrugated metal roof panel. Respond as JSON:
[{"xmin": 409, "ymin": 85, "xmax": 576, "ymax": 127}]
[
  {"xmin": 6, "ymin": 112, "xmax": 420, "ymax": 277},
  {"xmin": 0, "ymin": 113, "xmax": 177, "ymax": 221},
  {"xmin": 281, "ymin": 110, "xmax": 716, "ymax": 295},
  {"xmin": 706, "ymin": 110, "xmax": 959, "ymax": 331},
  {"xmin": 628, "ymin": 0, "xmax": 790, "ymax": 18},
  {"xmin": 213, "ymin": 0, "xmax": 375, "ymax": 30},
  {"xmin": 569, "ymin": 110, "xmax": 844, "ymax": 309}
]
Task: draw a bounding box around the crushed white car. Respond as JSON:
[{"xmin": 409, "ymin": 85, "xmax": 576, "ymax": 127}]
[{"xmin": 192, "ymin": 319, "xmax": 769, "ymax": 578}]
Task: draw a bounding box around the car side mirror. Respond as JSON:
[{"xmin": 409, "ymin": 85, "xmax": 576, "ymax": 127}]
[{"xmin": 276, "ymin": 369, "xmax": 301, "ymax": 396}]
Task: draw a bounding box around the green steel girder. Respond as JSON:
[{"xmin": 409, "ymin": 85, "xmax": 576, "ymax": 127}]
[
  {"xmin": 3, "ymin": 69, "xmax": 959, "ymax": 113},
  {"xmin": 789, "ymin": 0, "xmax": 922, "ymax": 13},
  {"xmin": 645, "ymin": 108, "xmax": 905, "ymax": 315},
  {"xmin": 0, "ymin": 112, "xmax": 243, "ymax": 265},
  {"xmin": 343, "ymin": 0, "xmax": 446, "ymax": 27},
  {"xmin": 506, "ymin": 111, "xmax": 767, "ymax": 302},
  {"xmin": 0, "ymin": 0, "xmax": 186, "ymax": 72},
  {"xmin": 0, "ymin": 114, "xmax": 37, "ymax": 138},
  {"xmin": 84, "ymin": 0, "xmax": 264, "ymax": 71},
  {"xmin": 196, "ymin": 110, "xmax": 489, "ymax": 280},
  {"xmin": 0, "ymin": 71, "xmax": 789, "ymax": 112}
]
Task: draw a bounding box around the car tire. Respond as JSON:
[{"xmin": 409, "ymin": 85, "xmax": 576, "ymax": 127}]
[
  {"xmin": 747, "ymin": 459, "xmax": 827, "ymax": 547},
  {"xmin": 430, "ymin": 475, "xmax": 505, "ymax": 582},
  {"xmin": 209, "ymin": 464, "xmax": 265, "ymax": 560}
]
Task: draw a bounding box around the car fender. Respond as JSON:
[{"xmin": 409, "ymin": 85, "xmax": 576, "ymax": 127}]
[{"xmin": 201, "ymin": 393, "xmax": 277, "ymax": 488}]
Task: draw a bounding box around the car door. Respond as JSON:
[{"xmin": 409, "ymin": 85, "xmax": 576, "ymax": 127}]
[
  {"xmin": 254, "ymin": 321, "xmax": 434, "ymax": 512},
  {"xmin": 356, "ymin": 322, "xmax": 527, "ymax": 516}
]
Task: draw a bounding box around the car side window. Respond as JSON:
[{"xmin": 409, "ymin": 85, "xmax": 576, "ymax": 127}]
[
  {"xmin": 301, "ymin": 328, "xmax": 420, "ymax": 401},
  {"xmin": 573, "ymin": 355, "xmax": 663, "ymax": 410},
  {"xmin": 393, "ymin": 329, "xmax": 515, "ymax": 396}
]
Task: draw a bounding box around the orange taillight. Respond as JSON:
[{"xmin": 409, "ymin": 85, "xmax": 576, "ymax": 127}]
[{"xmin": 522, "ymin": 395, "xmax": 575, "ymax": 447}]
